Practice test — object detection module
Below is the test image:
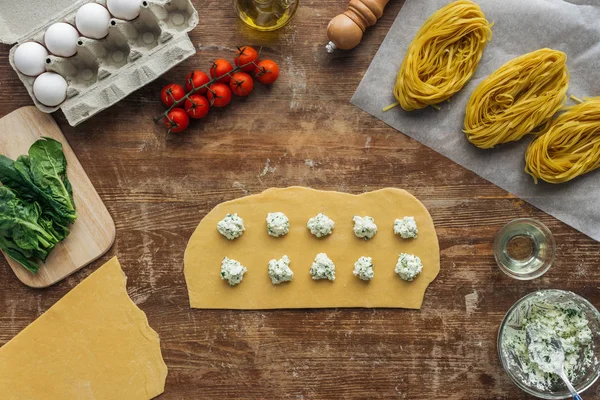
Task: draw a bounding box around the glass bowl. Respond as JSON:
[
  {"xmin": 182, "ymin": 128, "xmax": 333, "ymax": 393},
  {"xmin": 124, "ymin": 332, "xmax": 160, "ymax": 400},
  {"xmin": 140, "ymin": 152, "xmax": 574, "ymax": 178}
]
[
  {"xmin": 498, "ymin": 290, "xmax": 600, "ymax": 399},
  {"xmin": 494, "ymin": 218, "xmax": 555, "ymax": 280}
]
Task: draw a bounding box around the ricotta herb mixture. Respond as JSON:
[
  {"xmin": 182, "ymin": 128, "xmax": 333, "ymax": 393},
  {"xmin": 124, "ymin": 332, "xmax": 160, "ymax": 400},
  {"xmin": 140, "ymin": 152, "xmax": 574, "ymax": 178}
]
[
  {"xmin": 353, "ymin": 216, "xmax": 377, "ymax": 240},
  {"xmin": 217, "ymin": 213, "xmax": 246, "ymax": 240},
  {"xmin": 394, "ymin": 216, "xmax": 418, "ymax": 239},
  {"xmin": 309, "ymin": 253, "xmax": 336, "ymax": 281},
  {"xmin": 395, "ymin": 253, "xmax": 423, "ymax": 281},
  {"xmin": 502, "ymin": 298, "xmax": 596, "ymax": 391},
  {"xmin": 526, "ymin": 325, "xmax": 565, "ymax": 376},
  {"xmin": 307, "ymin": 213, "xmax": 335, "ymax": 238},
  {"xmin": 266, "ymin": 212, "xmax": 290, "ymax": 237},
  {"xmin": 220, "ymin": 257, "xmax": 247, "ymax": 286},
  {"xmin": 353, "ymin": 256, "xmax": 374, "ymax": 281},
  {"xmin": 268, "ymin": 255, "xmax": 294, "ymax": 284}
]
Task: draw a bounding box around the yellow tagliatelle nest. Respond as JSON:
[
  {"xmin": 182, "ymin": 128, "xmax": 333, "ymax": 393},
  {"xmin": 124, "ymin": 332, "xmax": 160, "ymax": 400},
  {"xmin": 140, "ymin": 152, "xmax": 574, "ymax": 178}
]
[
  {"xmin": 525, "ymin": 97, "xmax": 600, "ymax": 184},
  {"xmin": 393, "ymin": 0, "xmax": 492, "ymax": 111},
  {"xmin": 464, "ymin": 48, "xmax": 569, "ymax": 149}
]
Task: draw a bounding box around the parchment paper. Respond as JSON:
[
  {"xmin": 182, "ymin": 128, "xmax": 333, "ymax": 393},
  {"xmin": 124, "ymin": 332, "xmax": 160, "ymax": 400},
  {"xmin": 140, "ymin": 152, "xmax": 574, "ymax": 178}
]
[{"xmin": 351, "ymin": 0, "xmax": 600, "ymax": 241}]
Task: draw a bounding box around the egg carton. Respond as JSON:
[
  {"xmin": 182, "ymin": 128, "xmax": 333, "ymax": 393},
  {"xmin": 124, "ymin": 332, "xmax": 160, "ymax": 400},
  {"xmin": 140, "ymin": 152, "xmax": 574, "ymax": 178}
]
[{"xmin": 1, "ymin": 0, "xmax": 198, "ymax": 126}]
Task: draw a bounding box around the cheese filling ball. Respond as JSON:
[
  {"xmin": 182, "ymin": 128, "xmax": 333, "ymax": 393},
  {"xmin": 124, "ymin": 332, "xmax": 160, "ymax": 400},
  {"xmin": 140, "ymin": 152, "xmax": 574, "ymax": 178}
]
[
  {"xmin": 268, "ymin": 255, "xmax": 294, "ymax": 284},
  {"xmin": 310, "ymin": 253, "xmax": 336, "ymax": 281},
  {"xmin": 307, "ymin": 213, "xmax": 335, "ymax": 238},
  {"xmin": 217, "ymin": 213, "xmax": 245, "ymax": 240},
  {"xmin": 353, "ymin": 256, "xmax": 374, "ymax": 281},
  {"xmin": 266, "ymin": 212, "xmax": 289, "ymax": 237},
  {"xmin": 220, "ymin": 257, "xmax": 247, "ymax": 286},
  {"xmin": 394, "ymin": 216, "xmax": 418, "ymax": 239},
  {"xmin": 395, "ymin": 253, "xmax": 423, "ymax": 281},
  {"xmin": 353, "ymin": 215, "xmax": 377, "ymax": 240}
]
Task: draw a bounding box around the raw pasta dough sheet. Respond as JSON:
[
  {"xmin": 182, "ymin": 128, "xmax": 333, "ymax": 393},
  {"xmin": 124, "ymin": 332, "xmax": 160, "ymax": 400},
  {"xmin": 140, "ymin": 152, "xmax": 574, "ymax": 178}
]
[
  {"xmin": 0, "ymin": 257, "xmax": 168, "ymax": 400},
  {"xmin": 184, "ymin": 187, "xmax": 440, "ymax": 310},
  {"xmin": 351, "ymin": 0, "xmax": 600, "ymax": 241}
]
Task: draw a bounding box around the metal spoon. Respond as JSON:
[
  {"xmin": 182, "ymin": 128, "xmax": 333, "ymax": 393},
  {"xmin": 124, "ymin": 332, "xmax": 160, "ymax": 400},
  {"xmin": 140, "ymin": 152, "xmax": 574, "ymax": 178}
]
[{"xmin": 526, "ymin": 326, "xmax": 583, "ymax": 400}]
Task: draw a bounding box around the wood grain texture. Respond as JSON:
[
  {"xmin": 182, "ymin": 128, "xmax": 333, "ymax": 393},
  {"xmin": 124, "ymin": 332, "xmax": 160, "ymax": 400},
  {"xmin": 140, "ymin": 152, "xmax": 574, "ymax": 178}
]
[
  {"xmin": 0, "ymin": 1, "xmax": 598, "ymax": 399},
  {"xmin": 0, "ymin": 107, "xmax": 115, "ymax": 288}
]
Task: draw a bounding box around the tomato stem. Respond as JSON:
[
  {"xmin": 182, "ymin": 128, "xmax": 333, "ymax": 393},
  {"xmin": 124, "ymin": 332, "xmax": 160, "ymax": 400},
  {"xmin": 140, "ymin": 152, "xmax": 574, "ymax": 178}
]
[{"xmin": 154, "ymin": 58, "xmax": 261, "ymax": 122}]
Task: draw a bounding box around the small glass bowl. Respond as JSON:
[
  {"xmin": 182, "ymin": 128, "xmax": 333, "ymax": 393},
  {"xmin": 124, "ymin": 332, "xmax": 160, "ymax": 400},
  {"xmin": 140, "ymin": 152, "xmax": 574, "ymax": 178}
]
[
  {"xmin": 498, "ymin": 290, "xmax": 600, "ymax": 399},
  {"xmin": 494, "ymin": 218, "xmax": 555, "ymax": 280}
]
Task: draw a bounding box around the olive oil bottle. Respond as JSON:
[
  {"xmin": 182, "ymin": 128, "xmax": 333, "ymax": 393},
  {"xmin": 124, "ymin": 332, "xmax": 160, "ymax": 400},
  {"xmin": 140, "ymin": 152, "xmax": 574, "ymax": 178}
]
[{"xmin": 233, "ymin": 0, "xmax": 299, "ymax": 31}]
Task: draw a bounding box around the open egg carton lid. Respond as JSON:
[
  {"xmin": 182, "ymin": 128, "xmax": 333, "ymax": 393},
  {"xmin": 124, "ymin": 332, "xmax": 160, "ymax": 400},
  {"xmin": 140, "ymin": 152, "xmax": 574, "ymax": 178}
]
[{"xmin": 2, "ymin": 0, "xmax": 199, "ymax": 126}]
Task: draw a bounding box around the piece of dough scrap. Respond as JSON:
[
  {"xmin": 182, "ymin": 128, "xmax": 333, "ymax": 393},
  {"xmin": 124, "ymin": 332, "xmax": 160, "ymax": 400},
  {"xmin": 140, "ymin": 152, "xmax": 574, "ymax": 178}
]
[
  {"xmin": 184, "ymin": 187, "xmax": 440, "ymax": 309},
  {"xmin": 0, "ymin": 257, "xmax": 167, "ymax": 400}
]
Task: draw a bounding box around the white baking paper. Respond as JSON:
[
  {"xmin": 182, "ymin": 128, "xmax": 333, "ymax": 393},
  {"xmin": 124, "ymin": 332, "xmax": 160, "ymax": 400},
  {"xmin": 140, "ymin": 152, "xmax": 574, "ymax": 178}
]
[{"xmin": 351, "ymin": 0, "xmax": 600, "ymax": 241}]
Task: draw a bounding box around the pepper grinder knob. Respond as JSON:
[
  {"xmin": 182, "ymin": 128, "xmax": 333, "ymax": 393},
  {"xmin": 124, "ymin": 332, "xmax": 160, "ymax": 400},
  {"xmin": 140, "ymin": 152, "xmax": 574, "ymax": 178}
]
[{"xmin": 326, "ymin": 0, "xmax": 390, "ymax": 52}]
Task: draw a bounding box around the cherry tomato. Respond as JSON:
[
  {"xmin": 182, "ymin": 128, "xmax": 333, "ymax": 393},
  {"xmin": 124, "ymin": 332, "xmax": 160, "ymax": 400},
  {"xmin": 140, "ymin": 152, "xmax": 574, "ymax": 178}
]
[
  {"xmin": 207, "ymin": 83, "xmax": 232, "ymax": 107},
  {"xmin": 160, "ymin": 83, "xmax": 186, "ymax": 107},
  {"xmin": 234, "ymin": 46, "xmax": 259, "ymax": 72},
  {"xmin": 209, "ymin": 59, "xmax": 233, "ymax": 84},
  {"xmin": 229, "ymin": 72, "xmax": 254, "ymax": 97},
  {"xmin": 254, "ymin": 59, "xmax": 280, "ymax": 84},
  {"xmin": 185, "ymin": 94, "xmax": 210, "ymax": 119},
  {"xmin": 185, "ymin": 70, "xmax": 210, "ymax": 94},
  {"xmin": 164, "ymin": 108, "xmax": 189, "ymax": 133}
]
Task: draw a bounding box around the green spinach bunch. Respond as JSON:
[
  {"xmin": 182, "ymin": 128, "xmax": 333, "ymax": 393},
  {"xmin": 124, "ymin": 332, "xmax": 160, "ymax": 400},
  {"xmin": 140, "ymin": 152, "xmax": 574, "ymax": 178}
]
[{"xmin": 0, "ymin": 138, "xmax": 76, "ymax": 273}]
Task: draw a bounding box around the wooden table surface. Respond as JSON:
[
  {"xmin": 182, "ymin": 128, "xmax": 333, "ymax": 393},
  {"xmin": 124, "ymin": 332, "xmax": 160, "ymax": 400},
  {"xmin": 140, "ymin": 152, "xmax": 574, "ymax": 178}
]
[{"xmin": 1, "ymin": 1, "xmax": 599, "ymax": 399}]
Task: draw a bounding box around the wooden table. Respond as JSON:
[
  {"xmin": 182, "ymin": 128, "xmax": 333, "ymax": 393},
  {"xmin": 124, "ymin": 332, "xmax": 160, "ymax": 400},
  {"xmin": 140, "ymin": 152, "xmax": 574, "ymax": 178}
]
[{"xmin": 0, "ymin": 1, "xmax": 598, "ymax": 399}]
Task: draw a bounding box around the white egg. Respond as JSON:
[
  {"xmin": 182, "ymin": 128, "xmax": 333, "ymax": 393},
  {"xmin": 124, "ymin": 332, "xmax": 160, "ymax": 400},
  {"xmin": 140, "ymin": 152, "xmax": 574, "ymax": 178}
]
[
  {"xmin": 107, "ymin": 0, "xmax": 142, "ymax": 20},
  {"xmin": 76, "ymin": 3, "xmax": 111, "ymax": 39},
  {"xmin": 45, "ymin": 23, "xmax": 79, "ymax": 57},
  {"xmin": 33, "ymin": 72, "xmax": 68, "ymax": 107},
  {"xmin": 13, "ymin": 42, "xmax": 48, "ymax": 76}
]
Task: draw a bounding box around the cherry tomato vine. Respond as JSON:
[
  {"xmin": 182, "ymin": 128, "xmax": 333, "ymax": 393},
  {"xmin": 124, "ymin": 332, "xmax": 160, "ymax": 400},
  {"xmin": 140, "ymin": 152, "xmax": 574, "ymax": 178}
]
[{"xmin": 155, "ymin": 46, "xmax": 280, "ymax": 133}]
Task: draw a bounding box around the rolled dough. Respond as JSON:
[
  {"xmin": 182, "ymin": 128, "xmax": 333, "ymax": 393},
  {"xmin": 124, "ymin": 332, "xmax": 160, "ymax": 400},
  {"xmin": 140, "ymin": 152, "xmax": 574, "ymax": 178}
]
[
  {"xmin": 0, "ymin": 257, "xmax": 168, "ymax": 399},
  {"xmin": 184, "ymin": 187, "xmax": 440, "ymax": 309}
]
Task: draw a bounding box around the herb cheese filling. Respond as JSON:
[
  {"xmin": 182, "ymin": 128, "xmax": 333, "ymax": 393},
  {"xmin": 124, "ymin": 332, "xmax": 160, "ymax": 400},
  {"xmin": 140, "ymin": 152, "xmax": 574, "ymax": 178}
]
[
  {"xmin": 353, "ymin": 216, "xmax": 377, "ymax": 240},
  {"xmin": 268, "ymin": 255, "xmax": 294, "ymax": 284},
  {"xmin": 394, "ymin": 216, "xmax": 418, "ymax": 239},
  {"xmin": 310, "ymin": 253, "xmax": 336, "ymax": 281},
  {"xmin": 220, "ymin": 257, "xmax": 247, "ymax": 286},
  {"xmin": 266, "ymin": 212, "xmax": 290, "ymax": 237},
  {"xmin": 353, "ymin": 256, "xmax": 374, "ymax": 281},
  {"xmin": 307, "ymin": 213, "xmax": 335, "ymax": 238},
  {"xmin": 502, "ymin": 298, "xmax": 596, "ymax": 391},
  {"xmin": 395, "ymin": 253, "xmax": 423, "ymax": 281},
  {"xmin": 217, "ymin": 213, "xmax": 246, "ymax": 240}
]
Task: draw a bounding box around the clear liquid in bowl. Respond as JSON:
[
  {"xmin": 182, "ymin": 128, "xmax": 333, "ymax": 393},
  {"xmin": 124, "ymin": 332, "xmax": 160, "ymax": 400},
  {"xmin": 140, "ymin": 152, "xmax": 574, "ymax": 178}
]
[{"xmin": 494, "ymin": 219, "xmax": 555, "ymax": 280}]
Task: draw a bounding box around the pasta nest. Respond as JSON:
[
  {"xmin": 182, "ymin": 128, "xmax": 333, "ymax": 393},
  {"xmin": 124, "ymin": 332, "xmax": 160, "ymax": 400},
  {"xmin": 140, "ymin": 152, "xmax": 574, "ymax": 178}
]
[
  {"xmin": 393, "ymin": 0, "xmax": 492, "ymax": 111},
  {"xmin": 464, "ymin": 48, "xmax": 569, "ymax": 149},
  {"xmin": 525, "ymin": 97, "xmax": 600, "ymax": 184}
]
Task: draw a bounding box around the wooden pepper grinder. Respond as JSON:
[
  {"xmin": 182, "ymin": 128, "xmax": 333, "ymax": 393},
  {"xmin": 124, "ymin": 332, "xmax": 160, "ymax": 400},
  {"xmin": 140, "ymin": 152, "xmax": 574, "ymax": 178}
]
[{"xmin": 326, "ymin": 0, "xmax": 391, "ymax": 53}]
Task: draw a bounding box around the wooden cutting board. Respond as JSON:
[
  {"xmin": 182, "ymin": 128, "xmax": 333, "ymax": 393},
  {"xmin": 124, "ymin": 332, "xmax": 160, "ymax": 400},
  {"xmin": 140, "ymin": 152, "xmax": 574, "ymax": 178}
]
[{"xmin": 0, "ymin": 106, "xmax": 115, "ymax": 288}]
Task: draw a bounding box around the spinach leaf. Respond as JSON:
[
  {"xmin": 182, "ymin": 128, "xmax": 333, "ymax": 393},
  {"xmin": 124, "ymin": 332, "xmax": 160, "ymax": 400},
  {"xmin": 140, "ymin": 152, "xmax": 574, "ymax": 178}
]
[
  {"xmin": 0, "ymin": 141, "xmax": 76, "ymax": 226},
  {"xmin": 0, "ymin": 236, "xmax": 39, "ymax": 273},
  {"xmin": 0, "ymin": 155, "xmax": 35, "ymax": 201},
  {"xmin": 0, "ymin": 138, "xmax": 76, "ymax": 273},
  {"xmin": 38, "ymin": 215, "xmax": 70, "ymax": 243},
  {"xmin": 0, "ymin": 187, "xmax": 59, "ymax": 253},
  {"xmin": 28, "ymin": 138, "xmax": 76, "ymax": 217},
  {"xmin": 17, "ymin": 155, "xmax": 75, "ymax": 227}
]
